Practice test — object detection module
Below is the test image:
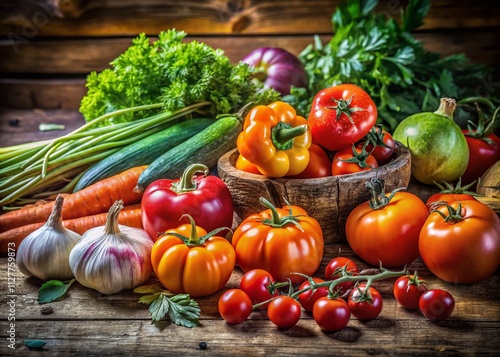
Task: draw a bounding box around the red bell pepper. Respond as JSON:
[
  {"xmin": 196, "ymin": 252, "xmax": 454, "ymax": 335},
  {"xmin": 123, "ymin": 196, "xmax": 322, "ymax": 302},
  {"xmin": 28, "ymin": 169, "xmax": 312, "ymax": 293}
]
[{"xmin": 141, "ymin": 163, "xmax": 234, "ymax": 240}]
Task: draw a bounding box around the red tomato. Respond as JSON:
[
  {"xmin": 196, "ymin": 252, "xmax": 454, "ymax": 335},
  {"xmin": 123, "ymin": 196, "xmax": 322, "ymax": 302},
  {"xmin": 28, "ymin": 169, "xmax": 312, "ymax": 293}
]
[
  {"xmin": 218, "ymin": 289, "xmax": 253, "ymax": 325},
  {"xmin": 313, "ymin": 297, "xmax": 351, "ymax": 332},
  {"xmin": 141, "ymin": 164, "xmax": 234, "ymax": 241},
  {"xmin": 348, "ymin": 285, "xmax": 383, "ymax": 321},
  {"xmin": 308, "ymin": 84, "xmax": 377, "ymax": 152},
  {"xmin": 324, "ymin": 257, "xmax": 359, "ymax": 295},
  {"xmin": 298, "ymin": 278, "xmax": 329, "ymax": 312},
  {"xmin": 419, "ymin": 289, "xmax": 455, "ymax": 321},
  {"xmin": 267, "ymin": 296, "xmax": 301, "ymax": 329},
  {"xmin": 461, "ymin": 131, "xmax": 500, "ymax": 185},
  {"xmin": 393, "ymin": 275, "xmax": 428, "ymax": 310},
  {"xmin": 419, "ymin": 200, "xmax": 500, "ymax": 284},
  {"xmin": 287, "ymin": 144, "xmax": 332, "ymax": 179},
  {"xmin": 426, "ymin": 193, "xmax": 476, "ymax": 211},
  {"xmin": 331, "ymin": 146, "xmax": 378, "ymax": 176},
  {"xmin": 239, "ymin": 269, "xmax": 278, "ymax": 309},
  {"xmin": 358, "ymin": 125, "xmax": 396, "ymax": 166},
  {"xmin": 346, "ymin": 189, "xmax": 428, "ymax": 267}
]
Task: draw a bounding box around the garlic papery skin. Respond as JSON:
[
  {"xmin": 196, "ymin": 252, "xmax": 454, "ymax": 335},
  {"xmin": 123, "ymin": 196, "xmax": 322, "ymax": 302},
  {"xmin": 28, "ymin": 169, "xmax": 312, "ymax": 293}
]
[
  {"xmin": 16, "ymin": 195, "xmax": 81, "ymax": 281},
  {"xmin": 69, "ymin": 200, "xmax": 154, "ymax": 295}
]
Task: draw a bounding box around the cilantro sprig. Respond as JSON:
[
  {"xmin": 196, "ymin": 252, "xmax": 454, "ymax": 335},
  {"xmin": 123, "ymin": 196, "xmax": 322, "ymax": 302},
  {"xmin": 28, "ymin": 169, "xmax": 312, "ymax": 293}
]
[
  {"xmin": 134, "ymin": 284, "xmax": 201, "ymax": 328},
  {"xmin": 283, "ymin": 0, "xmax": 499, "ymax": 131}
]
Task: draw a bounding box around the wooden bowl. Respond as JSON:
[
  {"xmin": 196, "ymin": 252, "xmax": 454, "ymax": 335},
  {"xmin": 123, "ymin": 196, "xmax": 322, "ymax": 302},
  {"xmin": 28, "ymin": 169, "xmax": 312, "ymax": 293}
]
[{"xmin": 218, "ymin": 144, "xmax": 411, "ymax": 244}]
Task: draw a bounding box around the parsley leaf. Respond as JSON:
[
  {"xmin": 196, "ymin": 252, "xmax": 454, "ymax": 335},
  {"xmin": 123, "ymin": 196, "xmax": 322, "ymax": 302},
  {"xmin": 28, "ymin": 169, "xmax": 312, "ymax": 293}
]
[
  {"xmin": 134, "ymin": 284, "xmax": 201, "ymax": 328},
  {"xmin": 38, "ymin": 278, "xmax": 76, "ymax": 304},
  {"xmin": 80, "ymin": 29, "xmax": 280, "ymax": 125}
]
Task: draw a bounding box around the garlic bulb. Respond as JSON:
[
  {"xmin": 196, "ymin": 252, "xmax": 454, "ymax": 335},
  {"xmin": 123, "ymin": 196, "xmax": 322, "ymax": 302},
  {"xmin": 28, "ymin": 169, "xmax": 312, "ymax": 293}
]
[
  {"xmin": 69, "ymin": 200, "xmax": 153, "ymax": 295},
  {"xmin": 17, "ymin": 194, "xmax": 81, "ymax": 281}
]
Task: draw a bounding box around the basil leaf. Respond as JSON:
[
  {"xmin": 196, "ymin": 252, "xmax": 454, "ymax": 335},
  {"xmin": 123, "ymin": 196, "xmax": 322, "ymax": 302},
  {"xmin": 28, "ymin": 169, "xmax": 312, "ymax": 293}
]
[{"xmin": 38, "ymin": 278, "xmax": 76, "ymax": 304}]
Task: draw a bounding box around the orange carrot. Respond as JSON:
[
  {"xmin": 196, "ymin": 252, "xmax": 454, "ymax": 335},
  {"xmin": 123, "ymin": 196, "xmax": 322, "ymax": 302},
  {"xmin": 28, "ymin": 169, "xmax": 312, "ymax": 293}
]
[
  {"xmin": 0, "ymin": 166, "xmax": 146, "ymax": 233},
  {"xmin": 0, "ymin": 205, "xmax": 142, "ymax": 253}
]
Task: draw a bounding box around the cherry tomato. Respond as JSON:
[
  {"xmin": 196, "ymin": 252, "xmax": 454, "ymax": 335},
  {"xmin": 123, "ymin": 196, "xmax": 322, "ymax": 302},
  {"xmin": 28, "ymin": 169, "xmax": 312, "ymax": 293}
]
[
  {"xmin": 358, "ymin": 125, "xmax": 396, "ymax": 166},
  {"xmin": 288, "ymin": 143, "xmax": 332, "ymax": 178},
  {"xmin": 419, "ymin": 200, "xmax": 500, "ymax": 284},
  {"xmin": 324, "ymin": 256, "xmax": 359, "ymax": 295},
  {"xmin": 348, "ymin": 285, "xmax": 383, "ymax": 321},
  {"xmin": 393, "ymin": 274, "xmax": 428, "ymax": 310},
  {"xmin": 308, "ymin": 84, "xmax": 377, "ymax": 152},
  {"xmin": 461, "ymin": 130, "xmax": 500, "ymax": 186},
  {"xmin": 267, "ymin": 296, "xmax": 301, "ymax": 329},
  {"xmin": 239, "ymin": 269, "xmax": 278, "ymax": 309},
  {"xmin": 419, "ymin": 289, "xmax": 455, "ymax": 321},
  {"xmin": 331, "ymin": 145, "xmax": 379, "ymax": 176},
  {"xmin": 218, "ymin": 289, "xmax": 253, "ymax": 325},
  {"xmin": 313, "ymin": 297, "xmax": 351, "ymax": 332},
  {"xmin": 298, "ymin": 278, "xmax": 329, "ymax": 312}
]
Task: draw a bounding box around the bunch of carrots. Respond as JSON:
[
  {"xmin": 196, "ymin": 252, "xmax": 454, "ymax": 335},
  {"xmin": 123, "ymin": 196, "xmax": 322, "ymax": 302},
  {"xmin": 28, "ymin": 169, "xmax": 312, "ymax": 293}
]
[{"xmin": 0, "ymin": 166, "xmax": 147, "ymax": 252}]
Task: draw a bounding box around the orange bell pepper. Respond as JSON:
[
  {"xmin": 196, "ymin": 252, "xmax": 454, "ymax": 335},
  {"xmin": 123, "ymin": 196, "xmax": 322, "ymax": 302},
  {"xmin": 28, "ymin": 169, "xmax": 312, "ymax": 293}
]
[
  {"xmin": 236, "ymin": 101, "xmax": 312, "ymax": 177},
  {"xmin": 151, "ymin": 215, "xmax": 235, "ymax": 298}
]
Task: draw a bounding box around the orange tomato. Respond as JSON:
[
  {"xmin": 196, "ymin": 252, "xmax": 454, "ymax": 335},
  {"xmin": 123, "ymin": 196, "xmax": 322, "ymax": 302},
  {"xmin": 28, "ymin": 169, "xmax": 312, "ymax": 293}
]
[
  {"xmin": 346, "ymin": 190, "xmax": 428, "ymax": 267},
  {"xmin": 231, "ymin": 198, "xmax": 324, "ymax": 284},
  {"xmin": 151, "ymin": 221, "xmax": 236, "ymax": 297},
  {"xmin": 419, "ymin": 200, "xmax": 500, "ymax": 284}
]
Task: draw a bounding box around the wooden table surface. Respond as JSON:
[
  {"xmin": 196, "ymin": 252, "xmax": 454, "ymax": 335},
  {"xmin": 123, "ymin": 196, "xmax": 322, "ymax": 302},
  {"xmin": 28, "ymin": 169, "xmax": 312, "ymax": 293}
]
[{"xmin": 1, "ymin": 109, "xmax": 499, "ymax": 356}]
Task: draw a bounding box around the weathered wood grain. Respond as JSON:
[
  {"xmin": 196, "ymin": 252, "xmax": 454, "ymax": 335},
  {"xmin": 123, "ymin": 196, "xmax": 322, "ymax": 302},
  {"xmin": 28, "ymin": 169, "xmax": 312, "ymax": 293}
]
[
  {"xmin": 0, "ymin": 0, "xmax": 498, "ymax": 37},
  {"xmin": 0, "ymin": 108, "xmax": 85, "ymax": 147},
  {"xmin": 1, "ymin": 30, "xmax": 499, "ymax": 75},
  {"xmin": 218, "ymin": 146, "xmax": 411, "ymax": 243},
  {"xmin": 0, "ymin": 245, "xmax": 499, "ymax": 356}
]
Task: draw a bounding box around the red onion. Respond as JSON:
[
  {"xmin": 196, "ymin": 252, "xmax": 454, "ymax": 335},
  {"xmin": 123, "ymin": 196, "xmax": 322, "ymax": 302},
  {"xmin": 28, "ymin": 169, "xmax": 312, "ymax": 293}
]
[{"xmin": 242, "ymin": 47, "xmax": 308, "ymax": 96}]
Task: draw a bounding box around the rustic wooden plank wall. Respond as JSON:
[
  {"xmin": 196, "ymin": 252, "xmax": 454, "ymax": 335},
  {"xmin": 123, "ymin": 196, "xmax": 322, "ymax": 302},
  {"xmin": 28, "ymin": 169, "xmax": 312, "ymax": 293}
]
[{"xmin": 0, "ymin": 0, "xmax": 499, "ymax": 110}]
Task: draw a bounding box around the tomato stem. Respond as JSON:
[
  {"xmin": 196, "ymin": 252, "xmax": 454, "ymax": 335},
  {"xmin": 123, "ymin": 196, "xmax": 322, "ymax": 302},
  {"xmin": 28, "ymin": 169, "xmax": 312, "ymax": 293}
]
[
  {"xmin": 258, "ymin": 197, "xmax": 304, "ymax": 231},
  {"xmin": 249, "ymin": 266, "xmax": 409, "ymax": 309},
  {"xmin": 431, "ymin": 202, "xmax": 464, "ymax": 224},
  {"xmin": 163, "ymin": 214, "xmax": 230, "ymax": 246},
  {"xmin": 366, "ymin": 178, "xmax": 406, "ymax": 210},
  {"xmin": 325, "ymin": 95, "xmax": 366, "ymax": 125}
]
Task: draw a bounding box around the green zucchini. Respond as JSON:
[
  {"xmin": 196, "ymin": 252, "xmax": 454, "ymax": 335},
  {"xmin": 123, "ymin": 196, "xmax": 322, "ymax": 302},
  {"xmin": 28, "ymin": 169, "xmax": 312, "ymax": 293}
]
[
  {"xmin": 135, "ymin": 114, "xmax": 242, "ymax": 192},
  {"xmin": 74, "ymin": 118, "xmax": 215, "ymax": 192}
]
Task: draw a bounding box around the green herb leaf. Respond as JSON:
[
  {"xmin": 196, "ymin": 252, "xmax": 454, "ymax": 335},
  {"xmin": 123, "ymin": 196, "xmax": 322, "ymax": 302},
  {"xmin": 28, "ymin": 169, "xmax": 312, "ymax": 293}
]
[
  {"xmin": 79, "ymin": 29, "xmax": 280, "ymax": 125},
  {"xmin": 287, "ymin": 0, "xmax": 500, "ymax": 131},
  {"xmin": 24, "ymin": 339, "xmax": 47, "ymax": 349},
  {"xmin": 136, "ymin": 289, "xmax": 201, "ymax": 328},
  {"xmin": 38, "ymin": 278, "xmax": 76, "ymax": 304}
]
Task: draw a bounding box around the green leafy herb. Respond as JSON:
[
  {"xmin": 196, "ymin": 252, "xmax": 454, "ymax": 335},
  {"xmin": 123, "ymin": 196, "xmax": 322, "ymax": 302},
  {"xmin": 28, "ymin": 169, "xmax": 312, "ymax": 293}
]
[
  {"xmin": 24, "ymin": 339, "xmax": 47, "ymax": 349},
  {"xmin": 80, "ymin": 29, "xmax": 280, "ymax": 125},
  {"xmin": 283, "ymin": 0, "xmax": 499, "ymax": 131},
  {"xmin": 38, "ymin": 278, "xmax": 76, "ymax": 304},
  {"xmin": 134, "ymin": 284, "xmax": 201, "ymax": 328}
]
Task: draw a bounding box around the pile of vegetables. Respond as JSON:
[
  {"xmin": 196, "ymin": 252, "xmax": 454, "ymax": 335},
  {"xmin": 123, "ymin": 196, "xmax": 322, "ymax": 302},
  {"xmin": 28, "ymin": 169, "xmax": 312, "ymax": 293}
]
[
  {"xmin": 2, "ymin": 0, "xmax": 500, "ymax": 336},
  {"xmin": 282, "ymin": 0, "xmax": 500, "ymax": 131},
  {"xmin": 0, "ymin": 29, "xmax": 279, "ymax": 209}
]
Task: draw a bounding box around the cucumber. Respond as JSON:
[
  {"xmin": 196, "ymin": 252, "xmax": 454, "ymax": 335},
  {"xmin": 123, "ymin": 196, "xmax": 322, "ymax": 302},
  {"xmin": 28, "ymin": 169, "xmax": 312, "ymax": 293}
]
[
  {"xmin": 74, "ymin": 118, "xmax": 215, "ymax": 192},
  {"xmin": 135, "ymin": 114, "xmax": 242, "ymax": 192}
]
